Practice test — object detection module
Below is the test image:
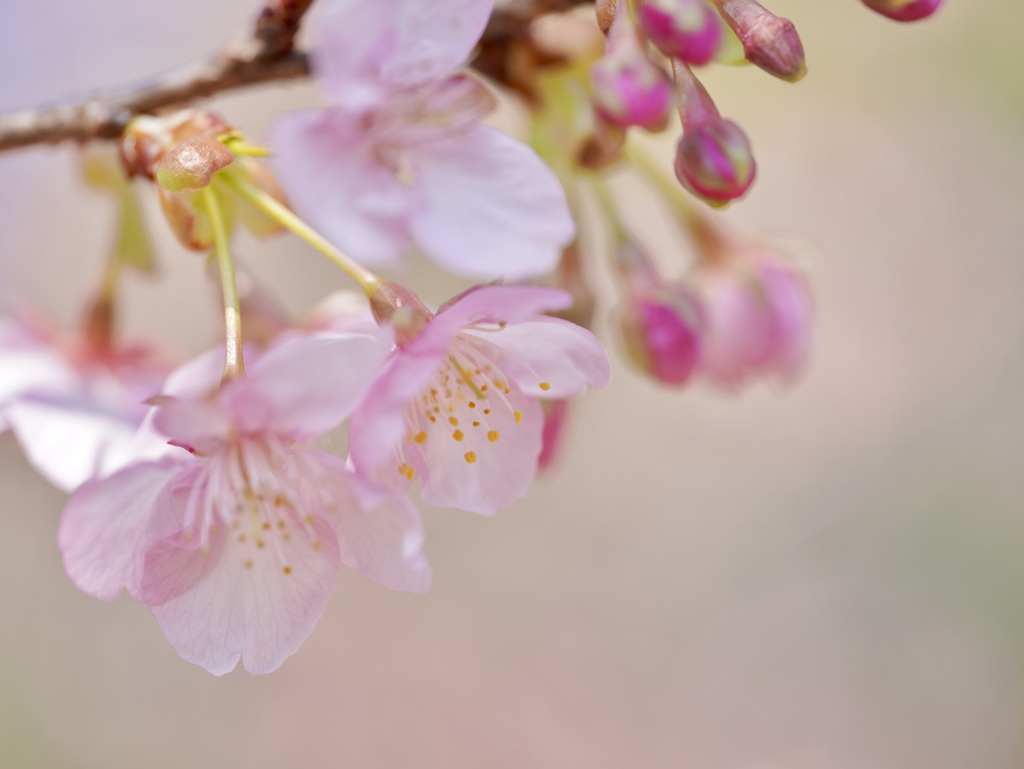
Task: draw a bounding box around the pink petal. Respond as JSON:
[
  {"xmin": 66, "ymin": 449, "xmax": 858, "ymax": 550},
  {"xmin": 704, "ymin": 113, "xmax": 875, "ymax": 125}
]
[
  {"xmin": 311, "ymin": 0, "xmax": 394, "ymax": 108},
  {"xmin": 309, "ymin": 452, "xmax": 431, "ymax": 592},
  {"xmin": 58, "ymin": 458, "xmax": 182, "ymax": 601},
  {"xmin": 433, "ymin": 285, "xmax": 574, "ymax": 337},
  {"xmin": 462, "ymin": 318, "xmax": 612, "ymax": 398},
  {"xmin": 142, "ymin": 505, "xmax": 342, "ymax": 676},
  {"xmin": 410, "ymin": 125, "xmax": 575, "ymax": 279},
  {"xmin": 416, "ymin": 378, "xmax": 544, "ymax": 515},
  {"xmin": 6, "ymin": 393, "xmax": 148, "ymax": 492},
  {"xmin": 270, "ymin": 108, "xmax": 413, "ymax": 265},
  {"xmin": 222, "ymin": 330, "xmax": 392, "ymax": 439},
  {"xmin": 378, "ymin": 0, "xmax": 495, "ymax": 87},
  {"xmin": 349, "ymin": 347, "xmax": 447, "ymax": 476}
]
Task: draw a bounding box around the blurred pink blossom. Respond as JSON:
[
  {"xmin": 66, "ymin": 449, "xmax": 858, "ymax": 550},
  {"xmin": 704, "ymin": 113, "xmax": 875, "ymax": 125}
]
[
  {"xmin": 0, "ymin": 313, "xmax": 173, "ymax": 491},
  {"xmin": 271, "ymin": 0, "xmax": 574, "ymax": 279},
  {"xmin": 693, "ymin": 246, "xmax": 812, "ymax": 388}
]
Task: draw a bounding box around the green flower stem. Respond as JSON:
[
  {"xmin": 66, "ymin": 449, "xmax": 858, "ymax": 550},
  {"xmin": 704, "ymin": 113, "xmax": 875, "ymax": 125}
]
[
  {"xmin": 220, "ymin": 170, "xmax": 382, "ymax": 295},
  {"xmin": 625, "ymin": 140, "xmax": 725, "ymax": 256},
  {"xmin": 202, "ymin": 186, "xmax": 245, "ymax": 380}
]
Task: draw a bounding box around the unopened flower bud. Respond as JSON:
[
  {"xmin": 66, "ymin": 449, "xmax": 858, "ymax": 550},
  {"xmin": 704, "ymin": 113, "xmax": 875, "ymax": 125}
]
[
  {"xmin": 860, "ymin": 0, "xmax": 943, "ymax": 22},
  {"xmin": 711, "ymin": 0, "xmax": 806, "ymax": 82},
  {"xmin": 674, "ymin": 118, "xmax": 756, "ymax": 205},
  {"xmin": 692, "ymin": 244, "xmax": 812, "ymax": 388},
  {"xmin": 617, "ymin": 286, "xmax": 703, "ymax": 386},
  {"xmin": 155, "ymin": 136, "xmax": 235, "ymax": 192},
  {"xmin": 671, "ymin": 62, "xmax": 756, "ymax": 205},
  {"xmin": 121, "ymin": 110, "xmax": 234, "ymax": 180},
  {"xmin": 639, "ymin": 0, "xmax": 724, "ymax": 66},
  {"xmin": 590, "ymin": 10, "xmax": 673, "ymax": 130}
]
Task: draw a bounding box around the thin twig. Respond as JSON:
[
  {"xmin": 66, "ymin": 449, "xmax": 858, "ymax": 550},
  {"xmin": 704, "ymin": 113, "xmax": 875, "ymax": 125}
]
[{"xmin": 0, "ymin": 0, "xmax": 593, "ymax": 154}]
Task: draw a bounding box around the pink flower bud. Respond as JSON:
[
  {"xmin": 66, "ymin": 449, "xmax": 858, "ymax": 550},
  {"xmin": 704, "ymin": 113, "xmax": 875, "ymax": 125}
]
[
  {"xmin": 639, "ymin": 0, "xmax": 724, "ymax": 65},
  {"xmin": 860, "ymin": 0, "xmax": 943, "ymax": 22},
  {"xmin": 590, "ymin": 11, "xmax": 673, "ymax": 130},
  {"xmin": 711, "ymin": 0, "xmax": 806, "ymax": 82},
  {"xmin": 674, "ymin": 118, "xmax": 756, "ymax": 205},
  {"xmin": 693, "ymin": 246, "xmax": 812, "ymax": 388},
  {"xmin": 617, "ymin": 286, "xmax": 703, "ymax": 386}
]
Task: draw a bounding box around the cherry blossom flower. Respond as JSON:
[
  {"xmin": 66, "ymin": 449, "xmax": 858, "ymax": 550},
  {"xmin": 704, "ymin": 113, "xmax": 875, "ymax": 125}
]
[
  {"xmin": 0, "ymin": 313, "xmax": 173, "ymax": 491},
  {"xmin": 349, "ymin": 285, "xmax": 610, "ymax": 515},
  {"xmin": 270, "ymin": 0, "xmax": 575, "ymax": 280},
  {"xmin": 58, "ymin": 330, "xmax": 430, "ymax": 675}
]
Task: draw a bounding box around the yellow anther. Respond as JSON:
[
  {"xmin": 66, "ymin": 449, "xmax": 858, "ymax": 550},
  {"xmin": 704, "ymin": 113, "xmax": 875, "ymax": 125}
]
[
  {"xmin": 514, "ymin": 411, "xmax": 523, "ymax": 423},
  {"xmin": 483, "ymin": 408, "xmax": 491, "ymax": 415},
  {"xmin": 244, "ymin": 559, "xmax": 254, "ymax": 570},
  {"xmin": 414, "ymin": 431, "xmax": 428, "ymax": 444},
  {"xmin": 472, "ymin": 421, "xmax": 480, "ymax": 427},
  {"xmin": 487, "ymin": 430, "xmax": 500, "ymax": 443},
  {"xmin": 283, "ymin": 566, "xmax": 292, "ymax": 575},
  {"xmin": 453, "ymin": 430, "xmax": 465, "ymax": 441},
  {"xmin": 464, "ymin": 451, "xmax": 477, "ymax": 464},
  {"xmin": 539, "ymin": 382, "xmax": 551, "ymax": 391},
  {"xmin": 448, "ymin": 416, "xmax": 459, "ymax": 426},
  {"xmin": 468, "ymin": 401, "xmax": 476, "ymax": 409}
]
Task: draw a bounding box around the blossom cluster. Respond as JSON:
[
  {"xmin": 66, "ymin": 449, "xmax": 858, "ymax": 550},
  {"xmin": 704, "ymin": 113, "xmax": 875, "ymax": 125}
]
[{"xmin": 0, "ymin": 0, "xmax": 940, "ymax": 673}]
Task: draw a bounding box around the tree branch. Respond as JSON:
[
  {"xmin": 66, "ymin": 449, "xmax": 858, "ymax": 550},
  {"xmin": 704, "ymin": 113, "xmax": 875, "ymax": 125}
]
[{"xmin": 0, "ymin": 0, "xmax": 593, "ymax": 155}]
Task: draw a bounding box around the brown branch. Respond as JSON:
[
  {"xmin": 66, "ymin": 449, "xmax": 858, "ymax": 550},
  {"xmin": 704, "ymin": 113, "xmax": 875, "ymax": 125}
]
[{"xmin": 0, "ymin": 0, "xmax": 593, "ymax": 155}]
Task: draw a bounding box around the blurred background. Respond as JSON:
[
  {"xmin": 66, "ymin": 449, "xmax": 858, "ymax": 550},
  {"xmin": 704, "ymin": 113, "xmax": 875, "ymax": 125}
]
[{"xmin": 2, "ymin": 1, "xmax": 1023, "ymax": 767}]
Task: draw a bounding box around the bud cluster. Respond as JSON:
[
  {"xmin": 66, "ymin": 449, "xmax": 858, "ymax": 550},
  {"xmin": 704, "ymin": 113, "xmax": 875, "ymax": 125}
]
[{"xmin": 585, "ymin": 0, "xmax": 942, "ymax": 207}]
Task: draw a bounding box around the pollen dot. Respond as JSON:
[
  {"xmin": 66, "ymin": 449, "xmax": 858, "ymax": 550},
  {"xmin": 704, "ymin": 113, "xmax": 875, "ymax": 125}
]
[
  {"xmin": 452, "ymin": 430, "xmax": 465, "ymax": 441},
  {"xmin": 487, "ymin": 430, "xmax": 500, "ymax": 443},
  {"xmin": 283, "ymin": 566, "xmax": 292, "ymax": 575},
  {"xmin": 539, "ymin": 382, "xmax": 551, "ymax": 391},
  {"xmin": 468, "ymin": 402, "xmax": 476, "ymax": 409},
  {"xmin": 312, "ymin": 540, "xmax": 322, "ymax": 551},
  {"xmin": 244, "ymin": 559, "xmax": 254, "ymax": 570},
  {"xmin": 414, "ymin": 431, "xmax": 428, "ymax": 444},
  {"xmin": 256, "ymin": 539, "xmax": 266, "ymax": 549},
  {"xmin": 483, "ymin": 408, "xmax": 491, "ymax": 415},
  {"xmin": 464, "ymin": 451, "xmax": 477, "ymax": 464},
  {"xmin": 262, "ymin": 522, "xmax": 271, "ymax": 530}
]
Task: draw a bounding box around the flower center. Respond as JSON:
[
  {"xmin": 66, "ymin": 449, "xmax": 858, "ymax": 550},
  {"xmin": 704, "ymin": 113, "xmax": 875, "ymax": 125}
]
[
  {"xmin": 399, "ymin": 336, "xmax": 531, "ymax": 475},
  {"xmin": 183, "ymin": 437, "xmax": 323, "ymax": 575}
]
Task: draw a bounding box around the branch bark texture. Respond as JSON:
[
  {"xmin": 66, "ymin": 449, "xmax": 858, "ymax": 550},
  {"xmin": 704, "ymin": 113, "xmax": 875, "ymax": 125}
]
[{"xmin": 0, "ymin": 0, "xmax": 593, "ymax": 155}]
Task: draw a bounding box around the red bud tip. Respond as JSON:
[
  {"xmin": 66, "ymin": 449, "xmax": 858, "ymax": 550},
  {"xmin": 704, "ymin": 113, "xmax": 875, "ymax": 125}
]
[{"xmin": 861, "ymin": 0, "xmax": 943, "ymax": 22}]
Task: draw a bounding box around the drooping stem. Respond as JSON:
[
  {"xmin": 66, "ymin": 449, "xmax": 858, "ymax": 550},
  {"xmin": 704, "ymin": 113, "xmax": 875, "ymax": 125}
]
[
  {"xmin": 626, "ymin": 140, "xmax": 726, "ymax": 256},
  {"xmin": 221, "ymin": 170, "xmax": 382, "ymax": 295},
  {"xmin": 202, "ymin": 187, "xmax": 245, "ymax": 380}
]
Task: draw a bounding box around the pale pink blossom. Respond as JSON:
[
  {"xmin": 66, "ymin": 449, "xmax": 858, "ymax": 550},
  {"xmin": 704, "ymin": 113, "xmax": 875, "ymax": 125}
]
[
  {"xmin": 270, "ymin": 0, "xmax": 575, "ymax": 280},
  {"xmin": 58, "ymin": 330, "xmax": 430, "ymax": 675},
  {"xmin": 349, "ymin": 286, "xmax": 610, "ymax": 515},
  {"xmin": 692, "ymin": 247, "xmax": 812, "ymax": 388},
  {"xmin": 0, "ymin": 313, "xmax": 173, "ymax": 491}
]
